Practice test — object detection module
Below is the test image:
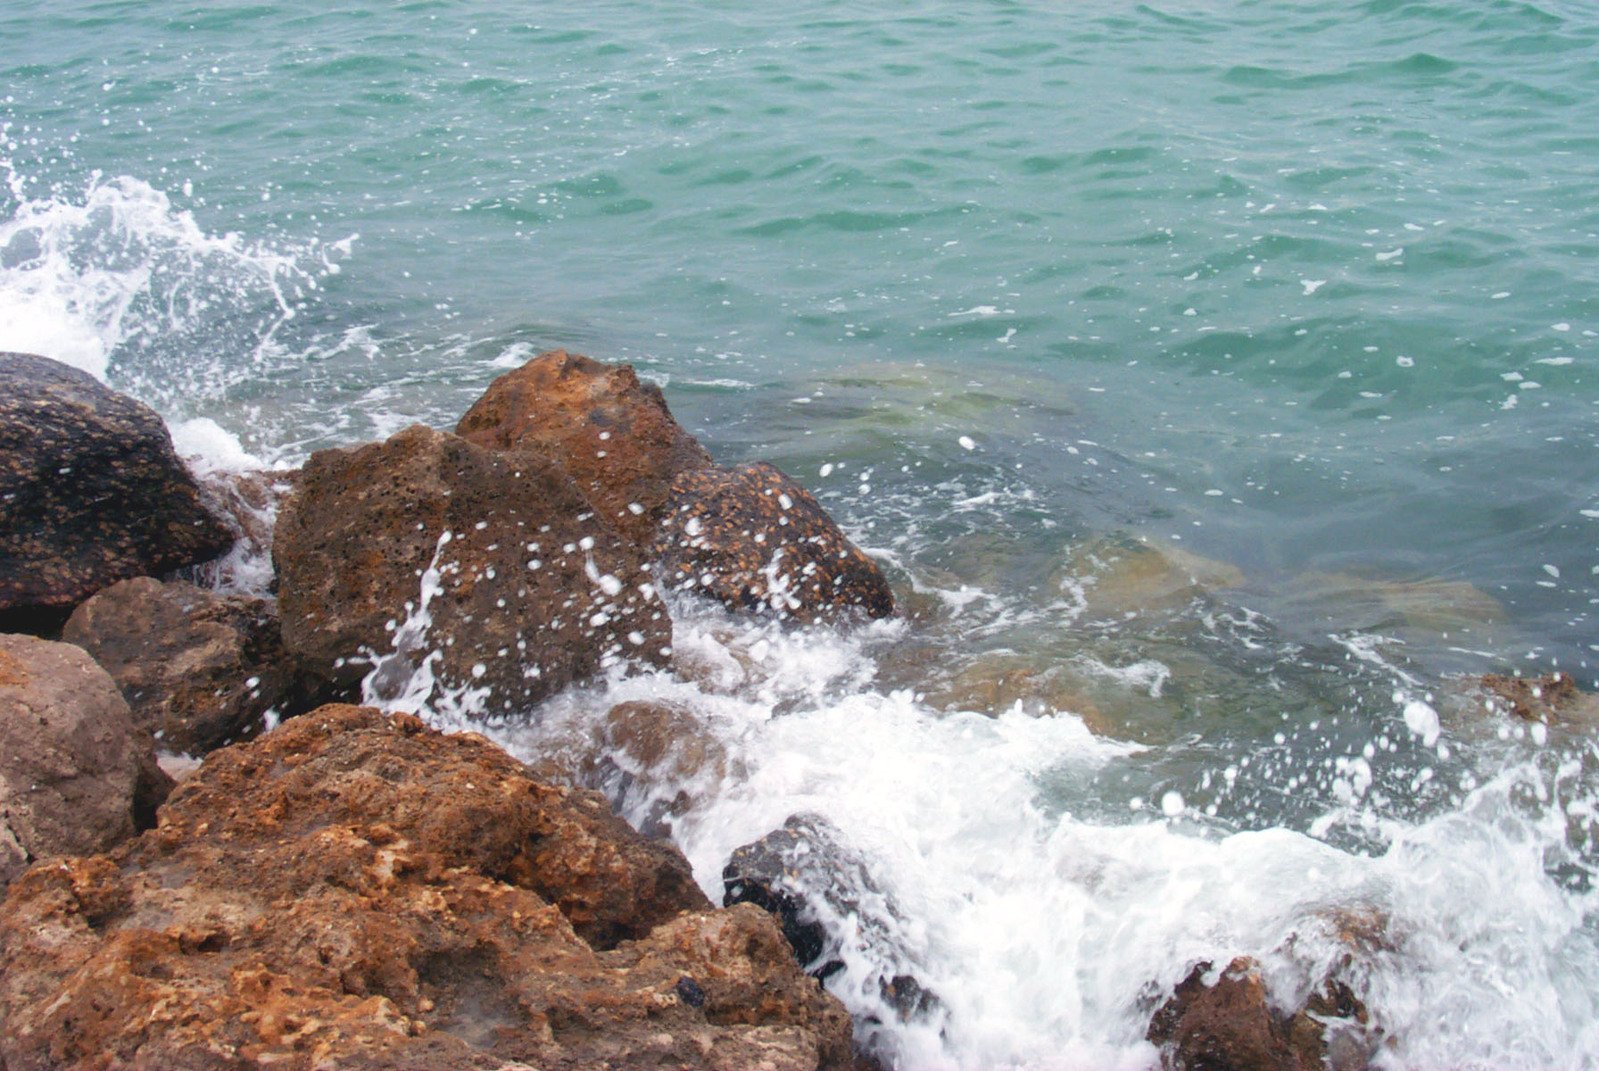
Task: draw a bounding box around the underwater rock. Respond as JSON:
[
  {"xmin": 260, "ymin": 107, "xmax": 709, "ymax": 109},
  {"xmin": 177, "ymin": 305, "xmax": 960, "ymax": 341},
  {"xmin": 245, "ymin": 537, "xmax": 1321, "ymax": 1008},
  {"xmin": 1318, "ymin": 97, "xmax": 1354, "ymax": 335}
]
[
  {"xmin": 1475, "ymin": 671, "xmax": 1599, "ymax": 726},
  {"xmin": 456, "ymin": 348, "xmax": 713, "ymax": 544},
  {"xmin": 575, "ymin": 700, "xmax": 732, "ymax": 838},
  {"xmin": 62, "ymin": 577, "xmax": 303, "ymax": 756},
  {"xmin": 0, "ymin": 633, "xmax": 170, "ymax": 889},
  {"xmin": 1051, "ymin": 534, "xmax": 1245, "ymax": 623},
  {"xmin": 273, "ymin": 424, "xmax": 670, "ymax": 713},
  {"xmin": 724, "ymin": 813, "xmax": 943, "ymax": 1039},
  {"xmin": 0, "ymin": 352, "xmax": 234, "ymax": 631},
  {"xmin": 656, "ymin": 462, "xmax": 895, "ymax": 623},
  {"xmin": 1147, "ymin": 956, "xmax": 1373, "ymax": 1071},
  {"xmin": 0, "ymin": 705, "xmax": 856, "ymax": 1071}
]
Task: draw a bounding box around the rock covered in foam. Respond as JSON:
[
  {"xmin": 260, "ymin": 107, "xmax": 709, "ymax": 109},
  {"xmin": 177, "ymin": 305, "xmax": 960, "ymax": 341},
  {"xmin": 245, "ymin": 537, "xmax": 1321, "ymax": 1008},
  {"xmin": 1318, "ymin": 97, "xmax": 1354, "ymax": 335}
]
[
  {"xmin": 0, "ymin": 633, "xmax": 170, "ymax": 889},
  {"xmin": 1146, "ymin": 955, "xmax": 1375, "ymax": 1071},
  {"xmin": 273, "ymin": 424, "xmax": 671, "ymax": 712},
  {"xmin": 456, "ymin": 348, "xmax": 713, "ymax": 544},
  {"xmin": 0, "ymin": 352, "xmax": 234, "ymax": 629},
  {"xmin": 0, "ymin": 705, "xmax": 856, "ymax": 1070},
  {"xmin": 655, "ymin": 462, "xmax": 894, "ymax": 623},
  {"xmin": 62, "ymin": 576, "xmax": 307, "ymax": 755}
]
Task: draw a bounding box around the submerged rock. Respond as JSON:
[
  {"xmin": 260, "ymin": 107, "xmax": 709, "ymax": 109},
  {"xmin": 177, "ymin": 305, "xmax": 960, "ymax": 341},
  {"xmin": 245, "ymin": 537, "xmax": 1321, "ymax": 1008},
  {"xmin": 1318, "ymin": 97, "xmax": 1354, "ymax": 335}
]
[
  {"xmin": 0, "ymin": 633, "xmax": 170, "ymax": 889},
  {"xmin": 273, "ymin": 424, "xmax": 670, "ymax": 712},
  {"xmin": 1147, "ymin": 955, "xmax": 1374, "ymax": 1071},
  {"xmin": 1476, "ymin": 671, "xmax": 1599, "ymax": 726},
  {"xmin": 0, "ymin": 352, "xmax": 234, "ymax": 630},
  {"xmin": 725, "ymin": 813, "xmax": 942, "ymax": 1046},
  {"xmin": 574, "ymin": 700, "xmax": 733, "ymax": 838},
  {"xmin": 0, "ymin": 705, "xmax": 856, "ymax": 1071},
  {"xmin": 1051, "ymin": 534, "xmax": 1245, "ymax": 622},
  {"xmin": 62, "ymin": 577, "xmax": 303, "ymax": 755},
  {"xmin": 456, "ymin": 348, "xmax": 713, "ymax": 544},
  {"xmin": 656, "ymin": 462, "xmax": 895, "ymax": 623}
]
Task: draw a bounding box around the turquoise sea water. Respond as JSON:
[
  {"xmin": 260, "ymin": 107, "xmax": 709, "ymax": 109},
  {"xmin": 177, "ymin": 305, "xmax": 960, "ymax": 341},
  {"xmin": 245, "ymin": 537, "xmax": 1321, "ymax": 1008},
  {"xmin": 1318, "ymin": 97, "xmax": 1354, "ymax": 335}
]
[{"xmin": 6, "ymin": 1, "xmax": 1599, "ymax": 1067}]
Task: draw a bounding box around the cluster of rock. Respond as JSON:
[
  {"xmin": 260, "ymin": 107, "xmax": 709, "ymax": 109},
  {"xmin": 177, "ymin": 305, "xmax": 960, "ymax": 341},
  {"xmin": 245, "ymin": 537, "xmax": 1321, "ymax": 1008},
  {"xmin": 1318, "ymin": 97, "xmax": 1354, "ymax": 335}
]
[{"xmin": 0, "ymin": 347, "xmax": 897, "ymax": 1069}]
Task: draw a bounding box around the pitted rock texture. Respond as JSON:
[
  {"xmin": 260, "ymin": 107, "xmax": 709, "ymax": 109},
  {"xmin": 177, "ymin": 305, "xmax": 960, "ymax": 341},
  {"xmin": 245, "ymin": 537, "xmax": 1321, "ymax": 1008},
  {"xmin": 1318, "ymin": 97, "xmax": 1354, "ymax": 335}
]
[
  {"xmin": 456, "ymin": 349, "xmax": 713, "ymax": 544},
  {"xmin": 0, "ymin": 633, "xmax": 170, "ymax": 889},
  {"xmin": 655, "ymin": 462, "xmax": 894, "ymax": 624},
  {"xmin": 1147, "ymin": 956, "xmax": 1373, "ymax": 1071},
  {"xmin": 0, "ymin": 705, "xmax": 856, "ymax": 1071},
  {"xmin": 273, "ymin": 425, "xmax": 671, "ymax": 713},
  {"xmin": 0, "ymin": 352, "xmax": 233, "ymax": 627},
  {"xmin": 63, "ymin": 577, "xmax": 301, "ymax": 755}
]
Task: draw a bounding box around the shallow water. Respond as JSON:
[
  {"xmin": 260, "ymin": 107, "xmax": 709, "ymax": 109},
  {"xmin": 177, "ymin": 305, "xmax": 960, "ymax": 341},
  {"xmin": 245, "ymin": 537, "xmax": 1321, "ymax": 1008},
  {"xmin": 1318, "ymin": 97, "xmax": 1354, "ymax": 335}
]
[{"xmin": 5, "ymin": 0, "xmax": 1599, "ymax": 1066}]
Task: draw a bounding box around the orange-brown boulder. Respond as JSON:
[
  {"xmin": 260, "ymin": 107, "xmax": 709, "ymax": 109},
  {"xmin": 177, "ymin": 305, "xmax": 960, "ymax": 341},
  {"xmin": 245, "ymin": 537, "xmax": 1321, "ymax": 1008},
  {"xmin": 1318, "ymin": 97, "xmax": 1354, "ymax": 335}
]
[
  {"xmin": 655, "ymin": 462, "xmax": 894, "ymax": 623},
  {"xmin": 0, "ymin": 705, "xmax": 857, "ymax": 1071},
  {"xmin": 1147, "ymin": 956, "xmax": 1373, "ymax": 1071},
  {"xmin": 456, "ymin": 349, "xmax": 713, "ymax": 544},
  {"xmin": 273, "ymin": 425, "xmax": 671, "ymax": 714}
]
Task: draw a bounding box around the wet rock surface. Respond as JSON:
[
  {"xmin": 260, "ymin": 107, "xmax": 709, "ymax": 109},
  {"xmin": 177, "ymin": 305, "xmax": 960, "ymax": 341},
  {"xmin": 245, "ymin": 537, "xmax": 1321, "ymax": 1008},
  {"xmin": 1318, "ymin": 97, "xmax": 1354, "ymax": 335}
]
[
  {"xmin": 656, "ymin": 462, "xmax": 894, "ymax": 624},
  {"xmin": 273, "ymin": 424, "xmax": 670, "ymax": 712},
  {"xmin": 572, "ymin": 700, "xmax": 733, "ymax": 839},
  {"xmin": 1476, "ymin": 671, "xmax": 1599, "ymax": 725},
  {"xmin": 725, "ymin": 813, "xmax": 942, "ymax": 1043},
  {"xmin": 456, "ymin": 349, "xmax": 713, "ymax": 544},
  {"xmin": 0, "ymin": 705, "xmax": 856, "ymax": 1071},
  {"xmin": 1147, "ymin": 956, "xmax": 1374, "ymax": 1071},
  {"xmin": 62, "ymin": 577, "xmax": 303, "ymax": 755},
  {"xmin": 0, "ymin": 633, "xmax": 170, "ymax": 889},
  {"xmin": 0, "ymin": 352, "xmax": 234, "ymax": 629}
]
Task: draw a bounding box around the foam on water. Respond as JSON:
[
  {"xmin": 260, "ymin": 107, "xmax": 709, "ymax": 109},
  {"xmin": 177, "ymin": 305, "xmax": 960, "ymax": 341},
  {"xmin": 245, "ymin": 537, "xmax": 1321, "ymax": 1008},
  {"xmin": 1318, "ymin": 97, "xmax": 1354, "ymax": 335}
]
[
  {"xmin": 353, "ymin": 586, "xmax": 1599, "ymax": 1070},
  {"xmin": 0, "ymin": 164, "xmax": 348, "ymax": 423}
]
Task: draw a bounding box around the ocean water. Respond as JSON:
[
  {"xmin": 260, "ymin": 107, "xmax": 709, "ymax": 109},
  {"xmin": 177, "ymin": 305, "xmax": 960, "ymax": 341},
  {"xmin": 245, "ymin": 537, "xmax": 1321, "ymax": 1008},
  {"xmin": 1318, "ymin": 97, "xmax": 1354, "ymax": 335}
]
[{"xmin": 5, "ymin": 0, "xmax": 1599, "ymax": 1066}]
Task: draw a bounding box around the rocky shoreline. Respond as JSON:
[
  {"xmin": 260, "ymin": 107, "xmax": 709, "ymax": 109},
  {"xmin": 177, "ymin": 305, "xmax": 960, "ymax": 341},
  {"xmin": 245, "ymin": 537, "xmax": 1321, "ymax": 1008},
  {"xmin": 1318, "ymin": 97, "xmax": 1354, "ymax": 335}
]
[{"xmin": 0, "ymin": 348, "xmax": 1580, "ymax": 1070}]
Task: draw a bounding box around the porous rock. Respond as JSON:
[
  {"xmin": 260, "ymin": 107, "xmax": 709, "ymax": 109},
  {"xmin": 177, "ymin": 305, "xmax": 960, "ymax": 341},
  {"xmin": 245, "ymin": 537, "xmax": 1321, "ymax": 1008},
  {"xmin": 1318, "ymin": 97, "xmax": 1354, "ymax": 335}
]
[
  {"xmin": 1146, "ymin": 956, "xmax": 1373, "ymax": 1071},
  {"xmin": 62, "ymin": 576, "xmax": 301, "ymax": 755},
  {"xmin": 273, "ymin": 424, "xmax": 671, "ymax": 712},
  {"xmin": 0, "ymin": 633, "xmax": 170, "ymax": 889},
  {"xmin": 456, "ymin": 349, "xmax": 713, "ymax": 544},
  {"xmin": 656, "ymin": 462, "xmax": 894, "ymax": 623},
  {"xmin": 0, "ymin": 705, "xmax": 857, "ymax": 1071},
  {"xmin": 0, "ymin": 352, "xmax": 233, "ymax": 629},
  {"xmin": 574, "ymin": 700, "xmax": 732, "ymax": 839},
  {"xmin": 1476, "ymin": 671, "xmax": 1599, "ymax": 726}
]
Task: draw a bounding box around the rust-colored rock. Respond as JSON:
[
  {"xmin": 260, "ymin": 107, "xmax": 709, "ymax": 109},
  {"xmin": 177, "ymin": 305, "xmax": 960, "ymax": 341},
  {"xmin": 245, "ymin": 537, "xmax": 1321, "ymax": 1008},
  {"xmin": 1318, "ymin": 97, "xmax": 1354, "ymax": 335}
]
[
  {"xmin": 62, "ymin": 577, "xmax": 302, "ymax": 755},
  {"xmin": 655, "ymin": 462, "xmax": 894, "ymax": 623},
  {"xmin": 457, "ymin": 349, "xmax": 713, "ymax": 543},
  {"xmin": 0, "ymin": 353, "xmax": 234, "ymax": 630},
  {"xmin": 1477, "ymin": 672, "xmax": 1599, "ymax": 725},
  {"xmin": 0, "ymin": 633, "xmax": 171, "ymax": 889},
  {"xmin": 1147, "ymin": 956, "xmax": 1373, "ymax": 1071},
  {"xmin": 273, "ymin": 425, "xmax": 671, "ymax": 713},
  {"xmin": 0, "ymin": 705, "xmax": 856, "ymax": 1071}
]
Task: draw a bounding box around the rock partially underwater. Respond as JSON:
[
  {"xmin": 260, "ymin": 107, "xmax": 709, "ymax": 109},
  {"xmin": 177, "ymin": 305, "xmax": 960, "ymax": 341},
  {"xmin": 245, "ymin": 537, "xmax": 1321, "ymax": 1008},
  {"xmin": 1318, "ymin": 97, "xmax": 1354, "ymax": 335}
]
[
  {"xmin": 657, "ymin": 462, "xmax": 895, "ymax": 624},
  {"xmin": 0, "ymin": 352, "xmax": 233, "ymax": 630},
  {"xmin": 273, "ymin": 424, "xmax": 671, "ymax": 712},
  {"xmin": 0, "ymin": 705, "xmax": 858, "ymax": 1071}
]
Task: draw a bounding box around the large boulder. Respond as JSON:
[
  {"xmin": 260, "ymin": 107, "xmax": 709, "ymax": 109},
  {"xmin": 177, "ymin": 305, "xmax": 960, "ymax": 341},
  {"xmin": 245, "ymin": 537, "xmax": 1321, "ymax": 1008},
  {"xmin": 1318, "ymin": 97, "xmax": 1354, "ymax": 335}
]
[
  {"xmin": 1146, "ymin": 956, "xmax": 1374, "ymax": 1071},
  {"xmin": 62, "ymin": 577, "xmax": 303, "ymax": 755},
  {"xmin": 456, "ymin": 349, "xmax": 713, "ymax": 544},
  {"xmin": 0, "ymin": 353, "xmax": 234, "ymax": 629},
  {"xmin": 0, "ymin": 633, "xmax": 170, "ymax": 889},
  {"xmin": 0, "ymin": 705, "xmax": 856, "ymax": 1071},
  {"xmin": 273, "ymin": 425, "xmax": 671, "ymax": 713},
  {"xmin": 655, "ymin": 462, "xmax": 895, "ymax": 623}
]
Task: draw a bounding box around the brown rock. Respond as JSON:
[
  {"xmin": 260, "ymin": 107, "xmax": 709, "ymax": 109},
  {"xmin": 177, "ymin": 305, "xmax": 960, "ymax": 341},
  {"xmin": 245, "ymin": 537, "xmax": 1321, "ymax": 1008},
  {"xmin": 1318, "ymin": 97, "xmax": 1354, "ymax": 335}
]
[
  {"xmin": 655, "ymin": 462, "xmax": 894, "ymax": 623},
  {"xmin": 1147, "ymin": 956, "xmax": 1373, "ymax": 1071},
  {"xmin": 1477, "ymin": 672, "xmax": 1599, "ymax": 725},
  {"xmin": 457, "ymin": 349, "xmax": 713, "ymax": 543},
  {"xmin": 62, "ymin": 577, "xmax": 301, "ymax": 755},
  {"xmin": 0, "ymin": 705, "xmax": 855, "ymax": 1071},
  {"xmin": 573, "ymin": 701, "xmax": 732, "ymax": 838},
  {"xmin": 273, "ymin": 425, "xmax": 671, "ymax": 713},
  {"xmin": 0, "ymin": 353, "xmax": 234, "ymax": 631},
  {"xmin": 0, "ymin": 633, "xmax": 171, "ymax": 889}
]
